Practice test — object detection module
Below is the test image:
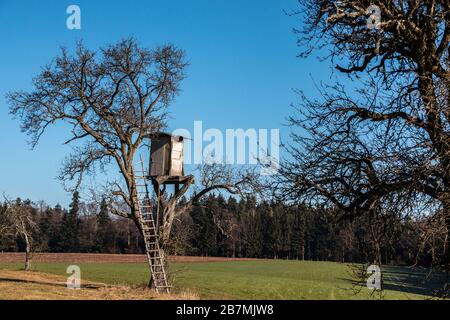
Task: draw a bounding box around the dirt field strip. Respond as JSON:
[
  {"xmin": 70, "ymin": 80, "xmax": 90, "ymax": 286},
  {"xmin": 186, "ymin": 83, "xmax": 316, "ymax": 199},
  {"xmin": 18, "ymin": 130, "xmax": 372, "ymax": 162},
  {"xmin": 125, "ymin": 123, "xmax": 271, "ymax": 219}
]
[
  {"xmin": 0, "ymin": 270, "xmax": 198, "ymax": 300},
  {"xmin": 0, "ymin": 252, "xmax": 263, "ymax": 264}
]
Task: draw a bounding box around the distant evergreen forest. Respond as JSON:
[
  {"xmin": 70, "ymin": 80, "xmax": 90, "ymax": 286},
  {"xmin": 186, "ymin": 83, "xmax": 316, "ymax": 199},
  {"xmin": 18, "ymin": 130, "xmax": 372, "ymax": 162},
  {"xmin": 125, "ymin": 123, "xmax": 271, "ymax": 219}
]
[{"xmin": 0, "ymin": 191, "xmax": 441, "ymax": 266}]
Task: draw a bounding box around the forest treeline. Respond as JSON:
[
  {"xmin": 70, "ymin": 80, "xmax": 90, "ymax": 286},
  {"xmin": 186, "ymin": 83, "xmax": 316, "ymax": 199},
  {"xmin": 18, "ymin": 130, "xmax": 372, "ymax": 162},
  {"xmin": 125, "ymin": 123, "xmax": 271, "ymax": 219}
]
[{"xmin": 0, "ymin": 192, "xmax": 444, "ymax": 267}]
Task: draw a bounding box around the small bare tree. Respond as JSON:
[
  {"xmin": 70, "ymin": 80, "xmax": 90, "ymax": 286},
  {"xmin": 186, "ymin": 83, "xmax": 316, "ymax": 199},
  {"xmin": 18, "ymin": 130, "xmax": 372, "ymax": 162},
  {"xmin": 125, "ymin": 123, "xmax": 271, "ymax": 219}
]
[{"xmin": 3, "ymin": 199, "xmax": 38, "ymax": 271}]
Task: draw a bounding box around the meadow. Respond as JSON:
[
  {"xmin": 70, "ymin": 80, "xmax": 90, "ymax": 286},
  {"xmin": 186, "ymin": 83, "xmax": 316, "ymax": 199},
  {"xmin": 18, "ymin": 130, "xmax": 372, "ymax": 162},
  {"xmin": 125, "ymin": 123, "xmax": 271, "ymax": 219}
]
[{"xmin": 0, "ymin": 259, "xmax": 445, "ymax": 300}]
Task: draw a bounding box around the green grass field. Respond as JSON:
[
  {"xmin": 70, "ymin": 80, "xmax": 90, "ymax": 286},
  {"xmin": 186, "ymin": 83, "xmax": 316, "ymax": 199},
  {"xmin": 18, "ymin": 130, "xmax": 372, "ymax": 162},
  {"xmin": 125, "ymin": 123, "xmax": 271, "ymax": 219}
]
[{"xmin": 0, "ymin": 260, "xmax": 446, "ymax": 299}]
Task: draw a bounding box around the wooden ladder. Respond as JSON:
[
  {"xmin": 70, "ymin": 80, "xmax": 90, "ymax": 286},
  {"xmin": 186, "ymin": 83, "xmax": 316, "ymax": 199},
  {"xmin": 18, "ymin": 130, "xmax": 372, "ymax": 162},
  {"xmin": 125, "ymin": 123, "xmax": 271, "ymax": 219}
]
[{"xmin": 134, "ymin": 159, "xmax": 171, "ymax": 294}]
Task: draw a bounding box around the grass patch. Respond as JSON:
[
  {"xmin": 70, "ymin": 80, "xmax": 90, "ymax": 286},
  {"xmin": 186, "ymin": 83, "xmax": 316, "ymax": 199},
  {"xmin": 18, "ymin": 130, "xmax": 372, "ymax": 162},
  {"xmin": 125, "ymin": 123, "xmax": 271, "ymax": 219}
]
[{"xmin": 0, "ymin": 260, "xmax": 445, "ymax": 300}]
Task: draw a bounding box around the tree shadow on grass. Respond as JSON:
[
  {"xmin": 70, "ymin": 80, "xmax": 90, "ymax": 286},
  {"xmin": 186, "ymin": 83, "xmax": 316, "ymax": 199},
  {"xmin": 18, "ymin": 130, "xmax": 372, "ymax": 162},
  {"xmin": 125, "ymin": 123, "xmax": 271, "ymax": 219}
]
[
  {"xmin": 0, "ymin": 277, "xmax": 105, "ymax": 289},
  {"xmin": 341, "ymin": 265, "xmax": 447, "ymax": 299},
  {"xmin": 381, "ymin": 266, "xmax": 447, "ymax": 298}
]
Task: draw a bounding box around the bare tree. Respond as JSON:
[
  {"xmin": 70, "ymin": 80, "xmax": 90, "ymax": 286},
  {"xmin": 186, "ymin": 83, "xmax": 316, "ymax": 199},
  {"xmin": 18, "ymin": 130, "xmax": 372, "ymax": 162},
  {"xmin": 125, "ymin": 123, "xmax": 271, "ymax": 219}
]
[
  {"xmin": 7, "ymin": 38, "xmax": 258, "ymax": 287},
  {"xmin": 151, "ymin": 164, "xmax": 261, "ymax": 246},
  {"xmin": 2, "ymin": 199, "xmax": 38, "ymax": 271},
  {"xmin": 277, "ymin": 0, "xmax": 449, "ymax": 279}
]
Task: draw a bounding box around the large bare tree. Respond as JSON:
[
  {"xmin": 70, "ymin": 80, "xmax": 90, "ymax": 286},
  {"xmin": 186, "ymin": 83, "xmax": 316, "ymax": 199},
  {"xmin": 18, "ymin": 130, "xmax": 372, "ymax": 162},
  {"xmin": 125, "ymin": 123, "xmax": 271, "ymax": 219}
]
[
  {"xmin": 7, "ymin": 38, "xmax": 257, "ymax": 287},
  {"xmin": 8, "ymin": 38, "xmax": 185, "ymax": 239},
  {"xmin": 276, "ymin": 0, "xmax": 449, "ymax": 275}
]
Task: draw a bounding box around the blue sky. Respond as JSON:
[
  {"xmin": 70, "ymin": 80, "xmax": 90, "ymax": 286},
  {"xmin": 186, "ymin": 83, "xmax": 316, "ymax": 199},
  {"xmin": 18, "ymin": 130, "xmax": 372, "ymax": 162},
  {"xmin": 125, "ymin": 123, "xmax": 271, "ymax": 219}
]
[{"xmin": 0, "ymin": 0, "xmax": 333, "ymax": 206}]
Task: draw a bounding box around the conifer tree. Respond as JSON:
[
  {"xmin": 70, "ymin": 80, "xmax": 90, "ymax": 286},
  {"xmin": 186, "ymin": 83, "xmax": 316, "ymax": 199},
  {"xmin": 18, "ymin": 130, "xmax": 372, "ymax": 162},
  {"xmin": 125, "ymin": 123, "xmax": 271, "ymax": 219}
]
[
  {"xmin": 59, "ymin": 192, "xmax": 80, "ymax": 252},
  {"xmin": 95, "ymin": 198, "xmax": 114, "ymax": 253}
]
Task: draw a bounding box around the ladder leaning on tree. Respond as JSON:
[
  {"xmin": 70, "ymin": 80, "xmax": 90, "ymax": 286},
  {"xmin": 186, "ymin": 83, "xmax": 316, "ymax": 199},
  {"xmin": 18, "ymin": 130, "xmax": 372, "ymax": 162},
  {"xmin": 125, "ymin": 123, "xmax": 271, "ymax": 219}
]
[{"xmin": 134, "ymin": 158, "xmax": 171, "ymax": 294}]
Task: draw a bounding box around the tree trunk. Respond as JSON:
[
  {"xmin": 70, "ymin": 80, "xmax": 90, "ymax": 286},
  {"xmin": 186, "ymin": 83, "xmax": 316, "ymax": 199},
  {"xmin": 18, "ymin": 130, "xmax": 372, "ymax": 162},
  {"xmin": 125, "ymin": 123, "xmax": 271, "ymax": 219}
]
[
  {"xmin": 24, "ymin": 233, "xmax": 31, "ymax": 272},
  {"xmin": 446, "ymin": 216, "xmax": 450, "ymax": 271},
  {"xmin": 442, "ymin": 194, "xmax": 450, "ymax": 269},
  {"xmin": 441, "ymin": 196, "xmax": 450, "ymax": 273}
]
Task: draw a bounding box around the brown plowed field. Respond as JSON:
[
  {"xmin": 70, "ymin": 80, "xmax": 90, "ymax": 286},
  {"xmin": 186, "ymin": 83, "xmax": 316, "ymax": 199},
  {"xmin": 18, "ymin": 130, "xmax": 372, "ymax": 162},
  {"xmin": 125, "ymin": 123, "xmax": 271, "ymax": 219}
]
[{"xmin": 0, "ymin": 252, "xmax": 261, "ymax": 264}]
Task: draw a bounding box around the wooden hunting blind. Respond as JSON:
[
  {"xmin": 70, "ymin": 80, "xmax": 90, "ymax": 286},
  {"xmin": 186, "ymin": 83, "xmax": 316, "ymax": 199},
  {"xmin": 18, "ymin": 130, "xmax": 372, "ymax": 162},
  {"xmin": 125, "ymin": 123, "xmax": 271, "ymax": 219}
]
[
  {"xmin": 149, "ymin": 133, "xmax": 185, "ymax": 183},
  {"xmin": 136, "ymin": 132, "xmax": 194, "ymax": 293}
]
